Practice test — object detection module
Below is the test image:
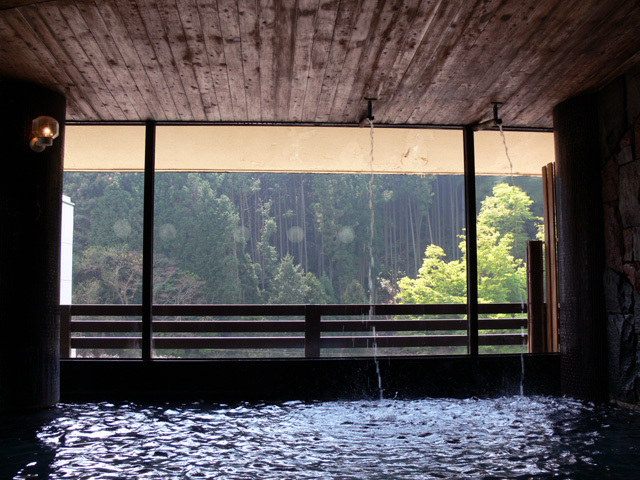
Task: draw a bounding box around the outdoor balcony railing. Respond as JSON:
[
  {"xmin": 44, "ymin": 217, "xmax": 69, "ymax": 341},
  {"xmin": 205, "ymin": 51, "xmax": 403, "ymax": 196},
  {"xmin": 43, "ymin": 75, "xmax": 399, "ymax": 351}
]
[{"xmin": 60, "ymin": 303, "xmax": 529, "ymax": 359}]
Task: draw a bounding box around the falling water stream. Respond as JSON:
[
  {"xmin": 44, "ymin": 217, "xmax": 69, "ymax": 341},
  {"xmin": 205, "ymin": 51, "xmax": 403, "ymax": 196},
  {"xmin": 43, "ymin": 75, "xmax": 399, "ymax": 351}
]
[
  {"xmin": 367, "ymin": 118, "xmax": 384, "ymax": 400},
  {"xmin": 498, "ymin": 123, "xmax": 527, "ymax": 391},
  {"xmin": 367, "ymin": 118, "xmax": 376, "ymax": 310}
]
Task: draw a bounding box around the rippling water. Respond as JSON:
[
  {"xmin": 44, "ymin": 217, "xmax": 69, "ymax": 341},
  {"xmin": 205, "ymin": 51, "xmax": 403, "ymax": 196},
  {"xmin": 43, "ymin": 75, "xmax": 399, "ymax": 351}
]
[{"xmin": 4, "ymin": 396, "xmax": 640, "ymax": 479}]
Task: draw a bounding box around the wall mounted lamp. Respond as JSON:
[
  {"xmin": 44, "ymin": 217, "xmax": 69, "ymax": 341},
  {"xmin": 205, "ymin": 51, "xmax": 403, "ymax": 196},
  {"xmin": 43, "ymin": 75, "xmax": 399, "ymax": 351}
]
[{"xmin": 29, "ymin": 115, "xmax": 59, "ymax": 152}]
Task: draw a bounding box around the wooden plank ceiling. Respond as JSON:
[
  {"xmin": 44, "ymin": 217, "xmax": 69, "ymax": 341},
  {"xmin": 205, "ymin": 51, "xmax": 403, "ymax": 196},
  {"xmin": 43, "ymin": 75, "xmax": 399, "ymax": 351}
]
[{"xmin": 1, "ymin": 0, "xmax": 639, "ymax": 128}]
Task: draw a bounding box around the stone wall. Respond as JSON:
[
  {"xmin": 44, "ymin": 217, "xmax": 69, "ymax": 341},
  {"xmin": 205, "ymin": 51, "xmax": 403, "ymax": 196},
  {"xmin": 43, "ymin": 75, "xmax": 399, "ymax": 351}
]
[{"xmin": 599, "ymin": 65, "xmax": 640, "ymax": 406}]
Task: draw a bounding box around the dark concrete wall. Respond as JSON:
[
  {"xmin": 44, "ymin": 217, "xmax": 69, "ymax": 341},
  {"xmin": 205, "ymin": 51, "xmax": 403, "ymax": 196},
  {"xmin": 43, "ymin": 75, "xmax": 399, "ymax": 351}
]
[
  {"xmin": 0, "ymin": 82, "xmax": 66, "ymax": 411},
  {"xmin": 60, "ymin": 355, "xmax": 561, "ymax": 402},
  {"xmin": 598, "ymin": 66, "xmax": 640, "ymax": 406}
]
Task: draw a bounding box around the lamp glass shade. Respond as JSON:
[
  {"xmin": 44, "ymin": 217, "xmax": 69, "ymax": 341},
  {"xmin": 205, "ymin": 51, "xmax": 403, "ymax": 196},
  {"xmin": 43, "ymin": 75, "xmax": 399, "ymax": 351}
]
[{"xmin": 32, "ymin": 116, "xmax": 59, "ymax": 141}]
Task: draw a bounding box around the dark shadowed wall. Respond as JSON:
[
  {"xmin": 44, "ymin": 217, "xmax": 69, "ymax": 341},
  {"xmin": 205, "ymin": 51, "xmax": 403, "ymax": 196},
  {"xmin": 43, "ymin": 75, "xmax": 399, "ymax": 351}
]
[
  {"xmin": 554, "ymin": 95, "xmax": 608, "ymax": 402},
  {"xmin": 597, "ymin": 65, "xmax": 640, "ymax": 407},
  {"xmin": 0, "ymin": 82, "xmax": 65, "ymax": 411}
]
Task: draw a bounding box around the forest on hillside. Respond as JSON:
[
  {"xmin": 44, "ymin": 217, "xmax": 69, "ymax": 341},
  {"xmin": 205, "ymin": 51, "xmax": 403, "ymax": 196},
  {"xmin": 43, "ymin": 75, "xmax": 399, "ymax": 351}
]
[{"xmin": 63, "ymin": 172, "xmax": 543, "ymax": 306}]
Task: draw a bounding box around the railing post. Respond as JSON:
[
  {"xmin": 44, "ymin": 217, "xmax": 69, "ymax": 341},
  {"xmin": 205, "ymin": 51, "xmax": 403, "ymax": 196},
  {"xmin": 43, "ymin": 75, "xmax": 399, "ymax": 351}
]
[
  {"xmin": 305, "ymin": 305, "xmax": 321, "ymax": 358},
  {"xmin": 60, "ymin": 305, "xmax": 71, "ymax": 359},
  {"xmin": 527, "ymin": 241, "xmax": 545, "ymax": 353}
]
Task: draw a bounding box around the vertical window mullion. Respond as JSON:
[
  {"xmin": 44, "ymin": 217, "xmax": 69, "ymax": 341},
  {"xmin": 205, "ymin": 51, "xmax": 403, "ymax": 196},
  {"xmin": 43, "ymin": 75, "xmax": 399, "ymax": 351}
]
[
  {"xmin": 142, "ymin": 121, "xmax": 156, "ymax": 361},
  {"xmin": 463, "ymin": 126, "xmax": 479, "ymax": 355}
]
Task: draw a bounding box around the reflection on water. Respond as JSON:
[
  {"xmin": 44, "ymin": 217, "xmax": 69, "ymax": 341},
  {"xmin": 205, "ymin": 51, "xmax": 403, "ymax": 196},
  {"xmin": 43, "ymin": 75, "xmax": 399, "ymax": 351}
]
[{"xmin": 4, "ymin": 396, "xmax": 640, "ymax": 479}]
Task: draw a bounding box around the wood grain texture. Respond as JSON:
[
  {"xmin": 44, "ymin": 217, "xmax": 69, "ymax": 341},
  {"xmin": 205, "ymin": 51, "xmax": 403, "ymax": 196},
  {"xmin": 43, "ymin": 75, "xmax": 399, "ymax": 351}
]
[
  {"xmin": 314, "ymin": 0, "xmax": 361, "ymax": 122},
  {"xmin": 218, "ymin": 0, "xmax": 248, "ymax": 120},
  {"xmin": 257, "ymin": 0, "xmax": 277, "ymax": 121},
  {"xmin": 175, "ymin": 0, "xmax": 221, "ymax": 121},
  {"xmin": 59, "ymin": 2, "xmax": 146, "ymax": 119},
  {"xmin": 106, "ymin": 0, "xmax": 176, "ymax": 120},
  {"xmin": 74, "ymin": 0, "xmax": 164, "ymax": 120},
  {"xmin": 135, "ymin": 0, "xmax": 193, "ymax": 119},
  {"xmin": 238, "ymin": 0, "xmax": 261, "ymax": 121},
  {"xmin": 288, "ymin": 0, "xmax": 319, "ymax": 122},
  {"xmin": 0, "ymin": 0, "xmax": 639, "ymax": 127},
  {"xmin": 300, "ymin": 0, "xmax": 338, "ymax": 121},
  {"xmin": 196, "ymin": 0, "xmax": 234, "ymax": 120},
  {"xmin": 341, "ymin": 0, "xmax": 420, "ymax": 122}
]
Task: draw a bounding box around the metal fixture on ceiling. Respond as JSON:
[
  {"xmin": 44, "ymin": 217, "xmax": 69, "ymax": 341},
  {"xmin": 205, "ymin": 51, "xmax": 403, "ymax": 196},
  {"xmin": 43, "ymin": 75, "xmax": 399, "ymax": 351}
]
[
  {"xmin": 358, "ymin": 98, "xmax": 377, "ymax": 127},
  {"xmin": 473, "ymin": 102, "xmax": 504, "ymax": 131}
]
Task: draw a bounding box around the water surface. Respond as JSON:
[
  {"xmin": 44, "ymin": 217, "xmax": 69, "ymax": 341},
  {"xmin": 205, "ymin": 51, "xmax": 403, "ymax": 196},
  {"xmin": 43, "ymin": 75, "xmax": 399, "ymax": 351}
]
[{"xmin": 4, "ymin": 396, "xmax": 640, "ymax": 479}]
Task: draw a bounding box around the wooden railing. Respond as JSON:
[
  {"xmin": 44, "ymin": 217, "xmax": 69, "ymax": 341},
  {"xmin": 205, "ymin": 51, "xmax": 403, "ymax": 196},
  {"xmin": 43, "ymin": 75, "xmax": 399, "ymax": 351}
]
[{"xmin": 60, "ymin": 303, "xmax": 528, "ymax": 359}]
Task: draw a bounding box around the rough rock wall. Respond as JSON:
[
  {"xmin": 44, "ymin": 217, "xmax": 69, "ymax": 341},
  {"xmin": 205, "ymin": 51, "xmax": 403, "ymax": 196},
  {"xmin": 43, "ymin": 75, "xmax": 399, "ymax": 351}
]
[{"xmin": 600, "ymin": 65, "xmax": 640, "ymax": 405}]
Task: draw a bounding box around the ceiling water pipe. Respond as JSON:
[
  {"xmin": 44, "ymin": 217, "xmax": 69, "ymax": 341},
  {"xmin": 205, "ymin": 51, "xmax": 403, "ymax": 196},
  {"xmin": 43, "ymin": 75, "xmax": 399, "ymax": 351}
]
[
  {"xmin": 473, "ymin": 102, "xmax": 503, "ymax": 131},
  {"xmin": 358, "ymin": 98, "xmax": 377, "ymax": 127}
]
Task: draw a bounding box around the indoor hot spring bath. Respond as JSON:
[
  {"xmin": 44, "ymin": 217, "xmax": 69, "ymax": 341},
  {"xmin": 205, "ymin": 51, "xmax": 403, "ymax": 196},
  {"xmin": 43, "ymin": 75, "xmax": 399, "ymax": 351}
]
[{"xmin": 4, "ymin": 395, "xmax": 640, "ymax": 479}]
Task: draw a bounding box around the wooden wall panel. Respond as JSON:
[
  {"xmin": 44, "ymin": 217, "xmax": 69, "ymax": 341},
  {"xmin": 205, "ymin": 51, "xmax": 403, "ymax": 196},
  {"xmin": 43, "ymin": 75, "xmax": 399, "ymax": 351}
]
[
  {"xmin": 396, "ymin": 0, "xmax": 498, "ymax": 123},
  {"xmin": 375, "ymin": 0, "xmax": 463, "ymax": 122},
  {"xmin": 327, "ymin": 0, "xmax": 381, "ymax": 120},
  {"xmin": 59, "ymin": 2, "xmax": 148, "ymax": 119},
  {"xmin": 175, "ymin": 0, "xmax": 221, "ymax": 121}
]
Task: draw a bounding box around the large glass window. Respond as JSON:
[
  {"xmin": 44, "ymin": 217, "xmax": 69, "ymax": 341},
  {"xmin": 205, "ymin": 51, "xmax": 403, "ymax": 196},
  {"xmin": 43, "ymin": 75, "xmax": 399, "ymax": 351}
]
[
  {"xmin": 61, "ymin": 124, "xmax": 553, "ymax": 360},
  {"xmin": 63, "ymin": 126, "xmax": 145, "ymax": 358},
  {"xmin": 474, "ymin": 130, "xmax": 550, "ymax": 354},
  {"xmin": 152, "ymin": 125, "xmax": 466, "ymax": 358}
]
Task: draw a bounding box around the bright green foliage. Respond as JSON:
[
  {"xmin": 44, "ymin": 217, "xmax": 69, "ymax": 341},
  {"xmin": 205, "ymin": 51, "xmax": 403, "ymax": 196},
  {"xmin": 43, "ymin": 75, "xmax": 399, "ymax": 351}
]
[
  {"xmin": 477, "ymin": 183, "xmax": 542, "ymax": 259},
  {"xmin": 396, "ymin": 245, "xmax": 466, "ymax": 304},
  {"xmin": 475, "ymin": 225, "xmax": 526, "ymax": 303},
  {"xmin": 396, "ymin": 225, "xmax": 526, "ymax": 305},
  {"xmin": 397, "ymin": 184, "xmax": 533, "ymax": 305}
]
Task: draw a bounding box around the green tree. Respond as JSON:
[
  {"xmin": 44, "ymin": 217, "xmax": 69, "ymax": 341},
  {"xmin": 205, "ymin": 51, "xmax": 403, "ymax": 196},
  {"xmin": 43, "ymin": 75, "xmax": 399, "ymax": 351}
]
[
  {"xmin": 154, "ymin": 173, "xmax": 244, "ymax": 303},
  {"xmin": 257, "ymin": 200, "xmax": 279, "ymax": 293},
  {"xmin": 269, "ymin": 254, "xmax": 309, "ymax": 304},
  {"xmin": 342, "ymin": 279, "xmax": 368, "ymax": 304},
  {"xmin": 152, "ymin": 254, "xmax": 206, "ymax": 305},
  {"xmin": 396, "ymin": 245, "xmax": 466, "ymax": 304},
  {"xmin": 477, "ymin": 183, "xmax": 541, "ymax": 259},
  {"xmin": 396, "ymin": 184, "xmax": 534, "ymax": 305},
  {"xmin": 396, "ymin": 226, "xmax": 526, "ymax": 305},
  {"xmin": 74, "ymin": 245, "xmax": 142, "ymax": 304},
  {"xmin": 304, "ymin": 272, "xmax": 332, "ymax": 304},
  {"xmin": 468, "ymin": 225, "xmax": 526, "ymax": 304}
]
